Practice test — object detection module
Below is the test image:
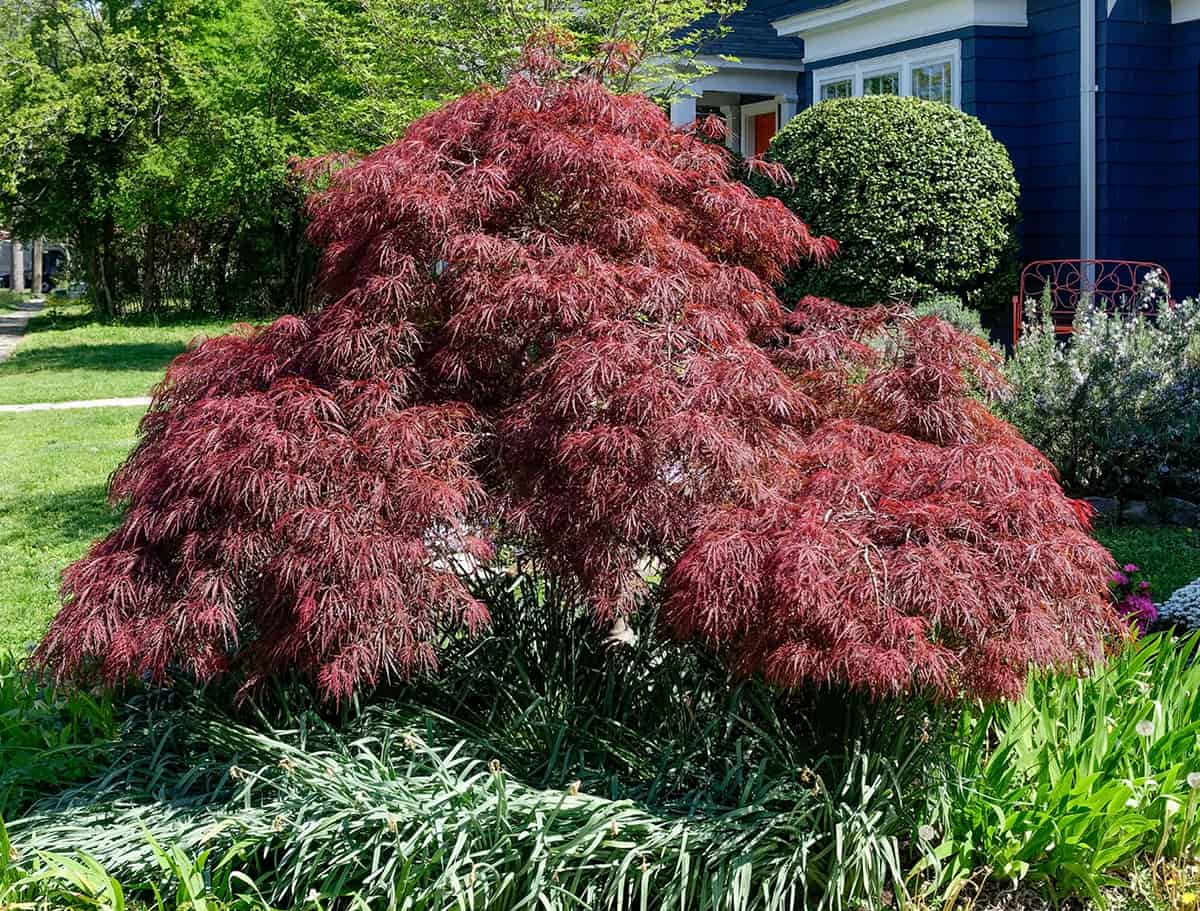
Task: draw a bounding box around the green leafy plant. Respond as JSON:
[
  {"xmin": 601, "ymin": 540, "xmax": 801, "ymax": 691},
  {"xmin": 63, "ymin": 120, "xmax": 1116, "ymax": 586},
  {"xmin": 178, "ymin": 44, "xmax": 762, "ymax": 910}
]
[
  {"xmin": 912, "ymin": 293, "xmax": 990, "ymax": 342},
  {"xmin": 11, "ymin": 573, "xmax": 959, "ymax": 911},
  {"xmin": 928, "ymin": 632, "xmax": 1200, "ymax": 904},
  {"xmin": 0, "ymin": 652, "xmax": 119, "ymax": 818},
  {"xmin": 763, "ymin": 95, "xmax": 1019, "ymax": 307}
]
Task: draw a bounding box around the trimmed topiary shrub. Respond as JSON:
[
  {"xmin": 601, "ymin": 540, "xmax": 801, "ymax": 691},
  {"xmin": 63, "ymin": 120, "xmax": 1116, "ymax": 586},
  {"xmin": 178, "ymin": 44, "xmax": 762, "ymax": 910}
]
[
  {"xmin": 764, "ymin": 95, "xmax": 1019, "ymax": 307},
  {"xmin": 37, "ymin": 40, "xmax": 1115, "ymax": 705}
]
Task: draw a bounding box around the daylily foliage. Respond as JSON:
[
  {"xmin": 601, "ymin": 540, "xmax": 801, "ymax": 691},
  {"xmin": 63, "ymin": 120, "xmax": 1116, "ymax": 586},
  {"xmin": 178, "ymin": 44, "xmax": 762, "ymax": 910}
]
[{"xmin": 39, "ymin": 40, "xmax": 1117, "ymax": 703}]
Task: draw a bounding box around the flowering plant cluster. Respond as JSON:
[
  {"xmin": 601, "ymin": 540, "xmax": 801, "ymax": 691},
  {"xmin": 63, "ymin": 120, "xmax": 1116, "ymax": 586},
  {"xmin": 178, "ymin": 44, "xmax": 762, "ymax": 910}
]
[
  {"xmin": 1109, "ymin": 564, "xmax": 1156, "ymax": 634},
  {"xmin": 35, "ymin": 39, "xmax": 1117, "ymax": 704},
  {"xmin": 1157, "ymin": 577, "xmax": 1200, "ymax": 632},
  {"xmin": 1002, "ymin": 294, "xmax": 1200, "ymax": 498}
]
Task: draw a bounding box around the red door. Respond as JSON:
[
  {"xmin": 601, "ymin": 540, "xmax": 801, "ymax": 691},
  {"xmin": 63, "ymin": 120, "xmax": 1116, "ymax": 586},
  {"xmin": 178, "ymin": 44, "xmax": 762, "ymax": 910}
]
[{"xmin": 753, "ymin": 112, "xmax": 777, "ymax": 156}]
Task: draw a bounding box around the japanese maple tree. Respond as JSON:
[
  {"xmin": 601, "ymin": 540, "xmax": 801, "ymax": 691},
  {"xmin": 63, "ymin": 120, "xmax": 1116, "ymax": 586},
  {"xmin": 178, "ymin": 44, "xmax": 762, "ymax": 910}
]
[{"xmin": 37, "ymin": 38, "xmax": 1117, "ymax": 703}]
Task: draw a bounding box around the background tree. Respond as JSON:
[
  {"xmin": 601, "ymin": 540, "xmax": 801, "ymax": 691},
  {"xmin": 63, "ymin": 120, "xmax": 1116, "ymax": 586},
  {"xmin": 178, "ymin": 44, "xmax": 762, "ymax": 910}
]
[
  {"xmin": 0, "ymin": 0, "xmax": 741, "ymax": 315},
  {"xmin": 38, "ymin": 46, "xmax": 1116, "ymax": 705}
]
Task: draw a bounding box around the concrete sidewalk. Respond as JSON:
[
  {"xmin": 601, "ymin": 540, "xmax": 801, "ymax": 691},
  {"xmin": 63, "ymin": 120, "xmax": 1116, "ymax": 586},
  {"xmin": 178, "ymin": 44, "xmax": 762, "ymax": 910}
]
[
  {"xmin": 0, "ymin": 298, "xmax": 44, "ymax": 363},
  {"xmin": 0, "ymin": 396, "xmax": 152, "ymax": 413}
]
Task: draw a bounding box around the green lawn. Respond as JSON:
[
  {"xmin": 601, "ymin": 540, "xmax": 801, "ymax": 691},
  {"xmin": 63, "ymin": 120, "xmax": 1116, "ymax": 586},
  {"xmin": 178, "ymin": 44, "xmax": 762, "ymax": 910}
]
[
  {"xmin": 0, "ymin": 408, "xmax": 139, "ymax": 654},
  {"xmin": 0, "ymin": 304, "xmax": 242, "ymax": 654},
  {"xmin": 0, "ymin": 289, "xmax": 34, "ymax": 312},
  {"xmin": 1093, "ymin": 524, "xmax": 1200, "ymax": 602},
  {"xmin": 0, "ymin": 303, "xmax": 234, "ymax": 405}
]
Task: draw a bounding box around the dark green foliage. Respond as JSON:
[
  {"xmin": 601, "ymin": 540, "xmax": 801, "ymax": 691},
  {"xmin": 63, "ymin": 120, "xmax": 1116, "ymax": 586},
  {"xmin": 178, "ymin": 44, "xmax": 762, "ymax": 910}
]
[
  {"xmin": 764, "ymin": 96, "xmax": 1019, "ymax": 307},
  {"xmin": 10, "ymin": 582, "xmax": 1200, "ymax": 908},
  {"xmin": 10, "ymin": 574, "xmax": 956, "ymax": 911},
  {"xmin": 0, "ymin": 653, "xmax": 118, "ymax": 818}
]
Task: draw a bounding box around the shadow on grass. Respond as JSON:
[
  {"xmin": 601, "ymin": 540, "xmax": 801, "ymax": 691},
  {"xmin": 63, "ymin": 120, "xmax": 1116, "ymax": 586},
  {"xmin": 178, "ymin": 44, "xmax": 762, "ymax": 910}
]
[
  {"xmin": 0, "ymin": 482, "xmax": 121, "ymax": 552},
  {"xmin": 0, "ymin": 342, "xmax": 190, "ymax": 376},
  {"xmin": 27, "ymin": 306, "xmax": 242, "ymax": 335}
]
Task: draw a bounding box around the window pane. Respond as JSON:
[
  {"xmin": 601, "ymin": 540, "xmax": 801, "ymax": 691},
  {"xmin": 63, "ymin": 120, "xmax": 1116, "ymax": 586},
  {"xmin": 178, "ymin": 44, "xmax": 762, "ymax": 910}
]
[
  {"xmin": 863, "ymin": 71, "xmax": 900, "ymax": 95},
  {"xmin": 820, "ymin": 78, "xmax": 853, "ymax": 100},
  {"xmin": 911, "ymin": 61, "xmax": 952, "ymax": 103}
]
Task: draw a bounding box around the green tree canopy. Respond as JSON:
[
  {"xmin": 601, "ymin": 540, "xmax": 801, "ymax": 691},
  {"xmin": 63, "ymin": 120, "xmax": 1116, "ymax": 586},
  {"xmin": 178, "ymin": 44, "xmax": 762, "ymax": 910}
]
[{"xmin": 0, "ymin": 0, "xmax": 741, "ymax": 315}]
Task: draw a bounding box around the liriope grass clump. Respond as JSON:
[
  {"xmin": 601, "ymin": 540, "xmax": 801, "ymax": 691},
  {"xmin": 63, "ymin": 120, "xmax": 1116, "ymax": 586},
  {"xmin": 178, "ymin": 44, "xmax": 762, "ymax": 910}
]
[
  {"xmin": 5, "ymin": 572, "xmax": 955, "ymax": 911},
  {"xmin": 8, "ymin": 574, "xmax": 1200, "ymax": 911},
  {"xmin": 7, "ymin": 707, "xmax": 927, "ymax": 911}
]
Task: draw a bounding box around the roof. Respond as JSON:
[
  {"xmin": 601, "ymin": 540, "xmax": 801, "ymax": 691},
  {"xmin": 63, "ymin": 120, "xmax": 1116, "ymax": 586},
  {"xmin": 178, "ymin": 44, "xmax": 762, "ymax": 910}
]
[
  {"xmin": 696, "ymin": 0, "xmax": 806, "ymax": 60},
  {"xmin": 766, "ymin": 0, "xmax": 855, "ymax": 20}
]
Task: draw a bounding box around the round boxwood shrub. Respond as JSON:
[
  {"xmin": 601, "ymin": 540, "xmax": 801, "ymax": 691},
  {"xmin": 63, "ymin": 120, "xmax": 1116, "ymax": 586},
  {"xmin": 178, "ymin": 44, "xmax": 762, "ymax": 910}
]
[{"xmin": 765, "ymin": 95, "xmax": 1019, "ymax": 306}]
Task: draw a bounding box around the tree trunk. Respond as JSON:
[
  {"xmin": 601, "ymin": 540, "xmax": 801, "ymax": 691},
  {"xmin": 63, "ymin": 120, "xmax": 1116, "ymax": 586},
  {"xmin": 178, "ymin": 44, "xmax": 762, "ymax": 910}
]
[
  {"xmin": 98, "ymin": 210, "xmax": 118, "ymax": 316},
  {"xmin": 141, "ymin": 223, "xmax": 160, "ymax": 312},
  {"xmin": 31, "ymin": 237, "xmax": 43, "ymax": 295},
  {"xmin": 11, "ymin": 240, "xmax": 24, "ymax": 294},
  {"xmin": 214, "ymin": 219, "xmax": 237, "ymax": 314}
]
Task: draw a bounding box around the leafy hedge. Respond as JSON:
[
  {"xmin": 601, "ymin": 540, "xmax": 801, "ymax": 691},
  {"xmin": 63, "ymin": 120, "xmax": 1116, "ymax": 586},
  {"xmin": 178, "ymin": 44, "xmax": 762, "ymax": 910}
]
[{"xmin": 764, "ymin": 95, "xmax": 1019, "ymax": 307}]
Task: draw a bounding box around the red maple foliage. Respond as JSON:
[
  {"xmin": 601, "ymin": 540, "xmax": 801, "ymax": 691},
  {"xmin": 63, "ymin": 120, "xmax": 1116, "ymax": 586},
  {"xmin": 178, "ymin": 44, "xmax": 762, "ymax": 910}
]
[{"xmin": 37, "ymin": 39, "xmax": 1117, "ymax": 703}]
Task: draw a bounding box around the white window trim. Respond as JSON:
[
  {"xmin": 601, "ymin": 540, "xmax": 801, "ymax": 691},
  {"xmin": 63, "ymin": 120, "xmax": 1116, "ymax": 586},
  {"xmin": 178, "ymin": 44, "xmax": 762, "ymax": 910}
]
[
  {"xmin": 811, "ymin": 40, "xmax": 961, "ymax": 109},
  {"xmin": 739, "ymin": 98, "xmax": 779, "ymax": 158},
  {"xmin": 818, "ymin": 76, "xmax": 854, "ymax": 101}
]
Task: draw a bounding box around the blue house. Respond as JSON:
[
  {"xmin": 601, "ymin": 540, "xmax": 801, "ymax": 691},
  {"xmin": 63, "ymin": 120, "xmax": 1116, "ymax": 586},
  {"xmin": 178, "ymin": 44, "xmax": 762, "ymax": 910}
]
[{"xmin": 673, "ymin": 0, "xmax": 1200, "ymax": 296}]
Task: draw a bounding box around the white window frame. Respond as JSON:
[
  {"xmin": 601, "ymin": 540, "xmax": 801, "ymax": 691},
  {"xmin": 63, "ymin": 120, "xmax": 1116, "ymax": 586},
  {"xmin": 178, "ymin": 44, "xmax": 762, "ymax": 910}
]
[
  {"xmin": 818, "ymin": 77, "xmax": 854, "ymax": 101},
  {"xmin": 810, "ymin": 39, "xmax": 961, "ymax": 108}
]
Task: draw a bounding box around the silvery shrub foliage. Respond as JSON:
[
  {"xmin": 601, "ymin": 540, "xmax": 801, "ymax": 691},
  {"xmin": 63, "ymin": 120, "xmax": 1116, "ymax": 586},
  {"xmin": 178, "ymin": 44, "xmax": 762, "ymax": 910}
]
[
  {"xmin": 1157, "ymin": 577, "xmax": 1200, "ymax": 631},
  {"xmin": 1001, "ymin": 289, "xmax": 1200, "ymax": 499}
]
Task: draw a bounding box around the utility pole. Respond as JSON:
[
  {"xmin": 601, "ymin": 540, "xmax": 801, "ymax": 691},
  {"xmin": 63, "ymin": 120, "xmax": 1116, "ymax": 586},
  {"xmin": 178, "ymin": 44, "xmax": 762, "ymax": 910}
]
[
  {"xmin": 11, "ymin": 239, "xmax": 24, "ymax": 294},
  {"xmin": 31, "ymin": 238, "xmax": 43, "ymax": 295}
]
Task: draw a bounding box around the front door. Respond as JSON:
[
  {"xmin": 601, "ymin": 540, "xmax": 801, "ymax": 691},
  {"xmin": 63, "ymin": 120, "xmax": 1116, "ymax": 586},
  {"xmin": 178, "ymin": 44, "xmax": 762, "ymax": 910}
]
[{"xmin": 753, "ymin": 111, "xmax": 777, "ymax": 156}]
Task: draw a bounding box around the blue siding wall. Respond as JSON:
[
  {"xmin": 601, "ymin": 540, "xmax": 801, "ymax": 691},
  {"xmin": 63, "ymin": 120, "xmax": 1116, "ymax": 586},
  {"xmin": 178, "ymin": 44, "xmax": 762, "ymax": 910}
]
[
  {"xmin": 1096, "ymin": 0, "xmax": 1184, "ymax": 284},
  {"xmin": 964, "ymin": 29, "xmax": 1031, "ymax": 181},
  {"xmin": 1023, "ymin": 0, "xmax": 1082, "ymax": 262},
  {"xmin": 1167, "ymin": 18, "xmax": 1200, "ymax": 294},
  {"xmin": 786, "ymin": 0, "xmax": 1200, "ymax": 291},
  {"xmin": 700, "ymin": 0, "xmax": 807, "ymax": 59}
]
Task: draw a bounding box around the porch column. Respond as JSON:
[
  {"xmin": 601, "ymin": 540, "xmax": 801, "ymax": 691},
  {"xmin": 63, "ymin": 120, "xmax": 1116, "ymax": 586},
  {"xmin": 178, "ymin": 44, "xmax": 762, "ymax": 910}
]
[
  {"xmin": 10, "ymin": 239, "xmax": 24, "ymax": 294},
  {"xmin": 31, "ymin": 237, "xmax": 43, "ymax": 295},
  {"xmin": 721, "ymin": 104, "xmax": 742, "ymax": 152},
  {"xmin": 669, "ymin": 95, "xmax": 697, "ymax": 128},
  {"xmin": 779, "ymin": 94, "xmax": 799, "ymax": 129}
]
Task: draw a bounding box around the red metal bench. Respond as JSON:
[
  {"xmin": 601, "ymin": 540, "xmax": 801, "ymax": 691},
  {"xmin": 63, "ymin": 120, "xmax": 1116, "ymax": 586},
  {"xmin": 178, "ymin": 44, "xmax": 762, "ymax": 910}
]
[{"xmin": 1011, "ymin": 259, "xmax": 1172, "ymax": 344}]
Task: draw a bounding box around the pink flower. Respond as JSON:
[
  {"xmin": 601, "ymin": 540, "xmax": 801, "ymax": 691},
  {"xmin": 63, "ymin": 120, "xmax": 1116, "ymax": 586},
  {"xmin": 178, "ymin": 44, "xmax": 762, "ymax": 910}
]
[
  {"xmin": 1138, "ymin": 581, "xmax": 1150, "ymax": 591},
  {"xmin": 1123, "ymin": 563, "xmax": 1139, "ymax": 573},
  {"xmin": 1116, "ymin": 591, "xmax": 1158, "ymax": 634},
  {"xmin": 1111, "ymin": 571, "xmax": 1129, "ymax": 586}
]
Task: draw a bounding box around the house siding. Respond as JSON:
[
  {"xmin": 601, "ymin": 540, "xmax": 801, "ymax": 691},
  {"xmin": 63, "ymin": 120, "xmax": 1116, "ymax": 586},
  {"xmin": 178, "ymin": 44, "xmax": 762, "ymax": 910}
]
[
  {"xmin": 1095, "ymin": 0, "xmax": 1184, "ymax": 286},
  {"xmin": 797, "ymin": 28, "xmax": 1036, "ymax": 254},
  {"xmin": 775, "ymin": 0, "xmax": 1200, "ymax": 295},
  {"xmin": 1022, "ymin": 0, "xmax": 1082, "ymax": 262},
  {"xmin": 699, "ymin": 0, "xmax": 807, "ymax": 60},
  {"xmin": 1168, "ymin": 17, "xmax": 1200, "ymax": 294}
]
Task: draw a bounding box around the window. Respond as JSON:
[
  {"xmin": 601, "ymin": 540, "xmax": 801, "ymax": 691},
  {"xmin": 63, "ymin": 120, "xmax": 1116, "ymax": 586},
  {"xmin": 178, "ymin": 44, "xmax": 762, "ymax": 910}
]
[
  {"xmin": 810, "ymin": 41, "xmax": 960, "ymax": 108},
  {"xmin": 862, "ymin": 70, "xmax": 900, "ymax": 95},
  {"xmin": 820, "ymin": 78, "xmax": 853, "ymax": 100},
  {"xmin": 911, "ymin": 60, "xmax": 952, "ymax": 103}
]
